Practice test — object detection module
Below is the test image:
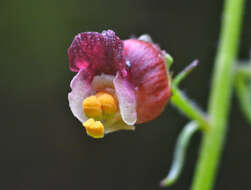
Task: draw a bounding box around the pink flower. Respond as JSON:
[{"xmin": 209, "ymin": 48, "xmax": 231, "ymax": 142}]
[{"xmin": 68, "ymin": 30, "xmax": 171, "ymax": 138}]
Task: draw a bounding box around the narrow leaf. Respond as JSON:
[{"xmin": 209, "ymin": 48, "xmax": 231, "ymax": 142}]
[
  {"xmin": 173, "ymin": 60, "xmax": 198, "ymax": 87},
  {"xmin": 235, "ymin": 74, "xmax": 251, "ymax": 124},
  {"xmin": 160, "ymin": 122, "xmax": 199, "ymax": 187}
]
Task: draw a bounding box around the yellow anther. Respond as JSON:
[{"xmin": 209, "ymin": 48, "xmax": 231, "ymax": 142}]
[
  {"xmin": 96, "ymin": 92, "xmax": 118, "ymax": 117},
  {"xmin": 83, "ymin": 118, "xmax": 104, "ymax": 138},
  {"xmin": 82, "ymin": 96, "xmax": 102, "ymax": 119}
]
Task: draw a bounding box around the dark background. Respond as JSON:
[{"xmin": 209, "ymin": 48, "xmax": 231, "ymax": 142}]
[{"xmin": 1, "ymin": 0, "xmax": 250, "ymax": 189}]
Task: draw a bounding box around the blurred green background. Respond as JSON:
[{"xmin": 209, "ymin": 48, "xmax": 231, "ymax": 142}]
[{"xmin": 1, "ymin": 0, "xmax": 250, "ymax": 189}]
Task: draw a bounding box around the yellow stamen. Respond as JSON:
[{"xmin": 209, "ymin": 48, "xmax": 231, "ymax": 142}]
[
  {"xmin": 82, "ymin": 92, "xmax": 118, "ymax": 138},
  {"xmin": 96, "ymin": 92, "xmax": 118, "ymax": 117},
  {"xmin": 83, "ymin": 118, "xmax": 104, "ymax": 138},
  {"xmin": 82, "ymin": 96, "xmax": 102, "ymax": 119}
]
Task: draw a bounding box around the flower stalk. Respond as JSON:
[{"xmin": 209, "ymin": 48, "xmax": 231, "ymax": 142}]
[
  {"xmin": 170, "ymin": 60, "xmax": 209, "ymax": 131},
  {"xmin": 170, "ymin": 86, "xmax": 209, "ymax": 131}
]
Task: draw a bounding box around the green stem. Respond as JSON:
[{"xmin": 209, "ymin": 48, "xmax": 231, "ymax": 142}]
[
  {"xmin": 191, "ymin": 0, "xmax": 245, "ymax": 190},
  {"xmin": 171, "ymin": 86, "xmax": 209, "ymax": 131}
]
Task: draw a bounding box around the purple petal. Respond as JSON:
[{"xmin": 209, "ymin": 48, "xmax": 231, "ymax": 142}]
[
  {"xmin": 113, "ymin": 73, "xmax": 137, "ymax": 125},
  {"xmin": 68, "ymin": 69, "xmax": 94, "ymax": 122},
  {"xmin": 68, "ymin": 30, "xmax": 127, "ymax": 77}
]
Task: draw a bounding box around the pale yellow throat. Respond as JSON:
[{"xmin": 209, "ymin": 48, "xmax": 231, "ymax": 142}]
[{"xmin": 82, "ymin": 92, "xmax": 118, "ymax": 138}]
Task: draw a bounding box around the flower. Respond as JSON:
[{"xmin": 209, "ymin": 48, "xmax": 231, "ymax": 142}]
[{"xmin": 68, "ymin": 30, "xmax": 171, "ymax": 138}]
